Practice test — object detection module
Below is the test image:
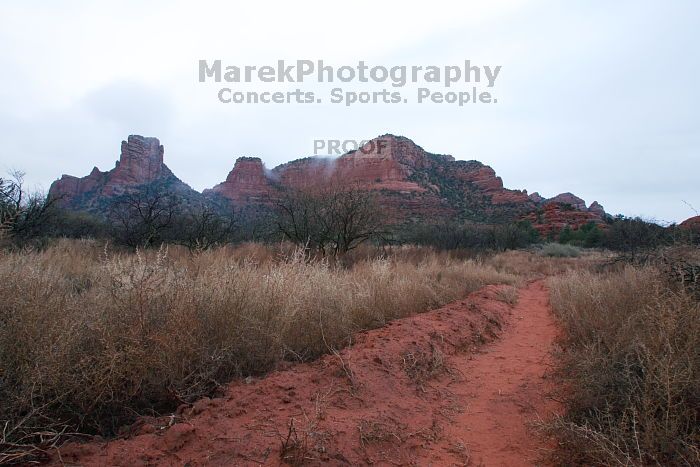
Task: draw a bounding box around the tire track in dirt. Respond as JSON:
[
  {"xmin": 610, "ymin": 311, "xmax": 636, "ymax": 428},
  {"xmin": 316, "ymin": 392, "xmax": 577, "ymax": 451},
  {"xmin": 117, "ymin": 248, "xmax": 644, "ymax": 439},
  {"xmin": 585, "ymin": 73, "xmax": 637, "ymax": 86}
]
[{"xmin": 53, "ymin": 281, "xmax": 560, "ymax": 466}]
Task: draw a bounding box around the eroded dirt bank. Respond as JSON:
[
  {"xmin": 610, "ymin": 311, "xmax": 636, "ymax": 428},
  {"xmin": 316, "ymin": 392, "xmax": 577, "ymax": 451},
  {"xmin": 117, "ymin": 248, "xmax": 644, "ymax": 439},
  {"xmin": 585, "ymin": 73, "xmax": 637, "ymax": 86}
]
[{"xmin": 53, "ymin": 281, "xmax": 560, "ymax": 466}]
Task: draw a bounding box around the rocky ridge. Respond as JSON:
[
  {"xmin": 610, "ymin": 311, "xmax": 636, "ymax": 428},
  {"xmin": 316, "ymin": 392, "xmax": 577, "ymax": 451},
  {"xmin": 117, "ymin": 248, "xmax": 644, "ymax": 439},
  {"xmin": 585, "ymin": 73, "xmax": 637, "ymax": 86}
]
[{"xmin": 49, "ymin": 134, "xmax": 607, "ymax": 234}]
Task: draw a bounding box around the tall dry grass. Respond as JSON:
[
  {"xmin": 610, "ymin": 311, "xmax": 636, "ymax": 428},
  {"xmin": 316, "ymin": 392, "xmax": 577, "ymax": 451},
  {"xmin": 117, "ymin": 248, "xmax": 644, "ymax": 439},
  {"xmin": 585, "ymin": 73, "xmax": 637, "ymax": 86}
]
[
  {"xmin": 547, "ymin": 266, "xmax": 700, "ymax": 466},
  {"xmin": 485, "ymin": 248, "xmax": 608, "ymax": 278},
  {"xmin": 0, "ymin": 239, "xmax": 517, "ymax": 462}
]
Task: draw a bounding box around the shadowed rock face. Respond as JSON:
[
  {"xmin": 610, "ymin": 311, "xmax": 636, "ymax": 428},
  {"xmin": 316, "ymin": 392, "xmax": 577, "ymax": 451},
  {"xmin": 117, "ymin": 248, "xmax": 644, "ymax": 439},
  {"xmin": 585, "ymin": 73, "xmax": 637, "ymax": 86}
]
[{"xmin": 49, "ymin": 134, "xmax": 606, "ymax": 231}]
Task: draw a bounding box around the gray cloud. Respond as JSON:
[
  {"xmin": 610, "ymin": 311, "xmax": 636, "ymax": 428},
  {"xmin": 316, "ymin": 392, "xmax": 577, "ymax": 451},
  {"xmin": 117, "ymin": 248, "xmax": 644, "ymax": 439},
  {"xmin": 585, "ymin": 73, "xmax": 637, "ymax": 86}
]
[
  {"xmin": 0, "ymin": 0, "xmax": 698, "ymax": 223},
  {"xmin": 82, "ymin": 81, "xmax": 175, "ymax": 136}
]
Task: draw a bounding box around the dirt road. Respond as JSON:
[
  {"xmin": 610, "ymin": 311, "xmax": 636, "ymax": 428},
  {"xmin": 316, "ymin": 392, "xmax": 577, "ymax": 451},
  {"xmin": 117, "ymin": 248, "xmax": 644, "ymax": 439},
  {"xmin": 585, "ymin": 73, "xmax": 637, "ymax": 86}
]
[{"xmin": 54, "ymin": 281, "xmax": 560, "ymax": 466}]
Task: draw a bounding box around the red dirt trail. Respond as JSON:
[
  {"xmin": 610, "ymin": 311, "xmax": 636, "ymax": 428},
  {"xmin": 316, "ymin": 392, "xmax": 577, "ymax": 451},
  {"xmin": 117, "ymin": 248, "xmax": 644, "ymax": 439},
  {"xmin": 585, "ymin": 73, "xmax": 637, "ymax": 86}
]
[{"xmin": 53, "ymin": 281, "xmax": 561, "ymax": 466}]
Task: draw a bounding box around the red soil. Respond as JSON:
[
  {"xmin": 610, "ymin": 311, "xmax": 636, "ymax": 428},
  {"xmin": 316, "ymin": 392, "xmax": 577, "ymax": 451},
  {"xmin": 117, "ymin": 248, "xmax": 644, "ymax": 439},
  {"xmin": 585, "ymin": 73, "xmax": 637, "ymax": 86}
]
[{"xmin": 53, "ymin": 281, "xmax": 561, "ymax": 466}]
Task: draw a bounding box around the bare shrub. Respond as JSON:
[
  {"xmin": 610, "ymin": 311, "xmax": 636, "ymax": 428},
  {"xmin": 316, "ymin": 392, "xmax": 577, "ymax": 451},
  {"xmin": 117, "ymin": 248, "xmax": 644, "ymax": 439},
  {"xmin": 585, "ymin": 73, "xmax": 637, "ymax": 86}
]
[
  {"xmin": 613, "ymin": 245, "xmax": 700, "ymax": 300},
  {"xmin": 275, "ymin": 183, "xmax": 388, "ymax": 257},
  {"xmin": 358, "ymin": 417, "xmax": 406, "ymax": 447},
  {"xmin": 171, "ymin": 205, "xmax": 237, "ymax": 251},
  {"xmin": 278, "ymin": 418, "xmax": 313, "ymax": 466},
  {"xmin": 546, "ymin": 266, "xmax": 700, "ymax": 465},
  {"xmin": 0, "ymin": 171, "xmax": 60, "ymax": 248},
  {"xmin": 108, "ymin": 187, "xmax": 179, "ymax": 248},
  {"xmin": 402, "ymin": 342, "xmax": 447, "ymax": 390}
]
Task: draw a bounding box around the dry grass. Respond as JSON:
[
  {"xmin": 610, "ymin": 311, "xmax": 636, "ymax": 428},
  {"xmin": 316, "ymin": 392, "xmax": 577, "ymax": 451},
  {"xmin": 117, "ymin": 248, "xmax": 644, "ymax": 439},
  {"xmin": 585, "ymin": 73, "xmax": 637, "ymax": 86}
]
[
  {"xmin": 485, "ymin": 248, "xmax": 609, "ymax": 278},
  {"xmin": 358, "ymin": 417, "xmax": 406, "ymax": 447},
  {"xmin": 546, "ymin": 266, "xmax": 700, "ymax": 466},
  {"xmin": 402, "ymin": 341, "xmax": 447, "ymax": 391},
  {"xmin": 278, "ymin": 418, "xmax": 314, "ymax": 466},
  {"xmin": 0, "ymin": 239, "xmax": 518, "ymax": 462},
  {"xmin": 493, "ymin": 286, "xmax": 519, "ymax": 306},
  {"xmin": 538, "ymin": 242, "xmax": 582, "ymax": 258}
]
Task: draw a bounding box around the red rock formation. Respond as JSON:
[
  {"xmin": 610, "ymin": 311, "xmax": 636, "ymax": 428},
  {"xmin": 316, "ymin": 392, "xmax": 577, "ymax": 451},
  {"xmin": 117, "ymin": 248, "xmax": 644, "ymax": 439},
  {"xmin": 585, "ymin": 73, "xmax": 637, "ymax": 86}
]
[
  {"xmin": 588, "ymin": 201, "xmax": 606, "ymax": 218},
  {"xmin": 49, "ymin": 135, "xmax": 190, "ymax": 208},
  {"xmin": 453, "ymin": 165, "xmax": 529, "ymax": 205},
  {"xmin": 211, "ymin": 135, "xmax": 532, "ymax": 217},
  {"xmin": 204, "ymin": 157, "xmax": 276, "ymax": 203},
  {"xmin": 272, "ymin": 135, "xmax": 434, "ymax": 193},
  {"xmin": 523, "ymin": 201, "xmax": 604, "ymax": 238},
  {"xmin": 546, "ymin": 192, "xmax": 587, "ymax": 211},
  {"xmin": 528, "ymin": 192, "xmax": 545, "ymax": 204},
  {"xmin": 102, "ymin": 136, "xmax": 172, "ymax": 196},
  {"xmin": 680, "ymin": 215, "xmax": 700, "ymax": 232},
  {"xmin": 50, "ymin": 167, "xmax": 106, "ymax": 200},
  {"xmin": 204, "ymin": 135, "xmax": 541, "ymax": 223},
  {"xmin": 520, "ymin": 192, "xmax": 608, "ymax": 238}
]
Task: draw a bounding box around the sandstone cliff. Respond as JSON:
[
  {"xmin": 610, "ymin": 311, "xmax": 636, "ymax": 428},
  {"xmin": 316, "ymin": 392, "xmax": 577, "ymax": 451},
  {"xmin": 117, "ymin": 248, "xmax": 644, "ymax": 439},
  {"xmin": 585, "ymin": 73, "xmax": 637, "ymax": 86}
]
[{"xmin": 49, "ymin": 135, "xmax": 199, "ymax": 211}]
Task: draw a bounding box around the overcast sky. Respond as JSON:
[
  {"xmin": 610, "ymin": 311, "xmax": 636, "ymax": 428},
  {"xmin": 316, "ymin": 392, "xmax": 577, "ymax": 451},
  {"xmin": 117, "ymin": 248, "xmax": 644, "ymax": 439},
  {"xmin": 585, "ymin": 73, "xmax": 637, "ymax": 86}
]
[{"xmin": 0, "ymin": 0, "xmax": 698, "ymax": 223}]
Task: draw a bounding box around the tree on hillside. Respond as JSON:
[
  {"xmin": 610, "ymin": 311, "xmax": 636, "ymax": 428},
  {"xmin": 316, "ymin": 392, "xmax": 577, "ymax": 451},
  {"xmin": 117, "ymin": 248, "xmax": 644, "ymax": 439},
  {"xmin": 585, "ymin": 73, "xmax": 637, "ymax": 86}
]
[{"xmin": 0, "ymin": 176, "xmax": 19, "ymax": 235}]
